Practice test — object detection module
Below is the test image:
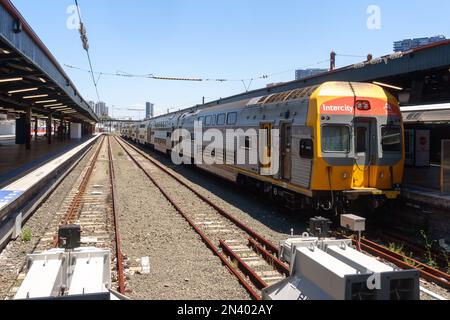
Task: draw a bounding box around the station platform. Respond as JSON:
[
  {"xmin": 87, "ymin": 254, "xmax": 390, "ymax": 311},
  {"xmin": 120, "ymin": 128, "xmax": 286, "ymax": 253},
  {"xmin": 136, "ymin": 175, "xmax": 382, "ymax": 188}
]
[
  {"xmin": 403, "ymin": 166, "xmax": 441, "ymax": 191},
  {"xmin": 402, "ymin": 185, "xmax": 450, "ymax": 210},
  {"xmin": 0, "ymin": 134, "xmax": 101, "ymax": 247},
  {"xmin": 0, "ymin": 136, "xmax": 93, "ymax": 188},
  {"xmin": 401, "ymin": 164, "xmax": 450, "ymax": 209}
]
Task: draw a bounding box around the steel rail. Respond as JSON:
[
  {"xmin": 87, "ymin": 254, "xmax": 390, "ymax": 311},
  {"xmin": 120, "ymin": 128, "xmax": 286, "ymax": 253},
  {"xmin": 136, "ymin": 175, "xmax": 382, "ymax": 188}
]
[
  {"xmin": 247, "ymin": 238, "xmax": 290, "ymax": 276},
  {"xmin": 357, "ymin": 237, "xmax": 450, "ymax": 290},
  {"xmin": 52, "ymin": 136, "xmax": 105, "ymax": 248},
  {"xmin": 107, "ymin": 135, "xmax": 126, "ymax": 294},
  {"xmin": 113, "ymin": 136, "xmax": 262, "ymax": 300},
  {"xmin": 116, "ymin": 137, "xmax": 279, "ymax": 255},
  {"xmin": 375, "ymin": 230, "xmax": 449, "ymax": 269},
  {"xmin": 220, "ymin": 240, "xmax": 268, "ymax": 290},
  {"xmin": 336, "ymin": 230, "xmax": 450, "ymax": 290}
]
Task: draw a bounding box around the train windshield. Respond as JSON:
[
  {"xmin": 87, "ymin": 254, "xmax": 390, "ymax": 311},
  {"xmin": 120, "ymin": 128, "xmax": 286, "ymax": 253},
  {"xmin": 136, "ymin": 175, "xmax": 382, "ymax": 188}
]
[
  {"xmin": 322, "ymin": 125, "xmax": 351, "ymax": 153},
  {"xmin": 382, "ymin": 126, "xmax": 402, "ymax": 152}
]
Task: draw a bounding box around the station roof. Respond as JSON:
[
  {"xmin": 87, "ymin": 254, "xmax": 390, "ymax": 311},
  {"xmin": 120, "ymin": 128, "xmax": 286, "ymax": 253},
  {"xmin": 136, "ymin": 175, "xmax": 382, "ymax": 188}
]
[
  {"xmin": 198, "ymin": 39, "xmax": 450, "ymax": 109},
  {"xmin": 0, "ymin": 0, "xmax": 98, "ymax": 124}
]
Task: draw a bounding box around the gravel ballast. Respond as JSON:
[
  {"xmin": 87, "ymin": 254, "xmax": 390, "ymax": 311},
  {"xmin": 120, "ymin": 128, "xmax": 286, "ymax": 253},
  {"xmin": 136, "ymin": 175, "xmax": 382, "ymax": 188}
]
[{"xmin": 111, "ymin": 138, "xmax": 249, "ymax": 300}]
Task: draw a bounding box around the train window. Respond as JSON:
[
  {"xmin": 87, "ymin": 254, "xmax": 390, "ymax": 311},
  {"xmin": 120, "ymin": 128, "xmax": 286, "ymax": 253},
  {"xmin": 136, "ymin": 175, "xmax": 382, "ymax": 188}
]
[
  {"xmin": 205, "ymin": 115, "xmax": 213, "ymax": 126},
  {"xmin": 244, "ymin": 136, "xmax": 251, "ymax": 149},
  {"xmin": 356, "ymin": 127, "xmax": 367, "ymax": 153},
  {"xmin": 300, "ymin": 139, "xmax": 314, "ymax": 159},
  {"xmin": 227, "ymin": 112, "xmax": 237, "ymax": 125},
  {"xmin": 322, "ymin": 125, "xmax": 350, "ymax": 153},
  {"xmin": 217, "ymin": 114, "xmax": 226, "ymax": 125},
  {"xmin": 382, "ymin": 126, "xmax": 402, "ymax": 152},
  {"xmin": 198, "ymin": 116, "xmax": 204, "ymax": 124}
]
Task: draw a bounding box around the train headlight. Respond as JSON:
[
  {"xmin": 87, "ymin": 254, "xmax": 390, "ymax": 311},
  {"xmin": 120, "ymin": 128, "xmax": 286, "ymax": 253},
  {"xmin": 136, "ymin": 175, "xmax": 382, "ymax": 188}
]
[
  {"xmin": 380, "ymin": 172, "xmax": 385, "ymax": 179},
  {"xmin": 356, "ymin": 100, "xmax": 371, "ymax": 111}
]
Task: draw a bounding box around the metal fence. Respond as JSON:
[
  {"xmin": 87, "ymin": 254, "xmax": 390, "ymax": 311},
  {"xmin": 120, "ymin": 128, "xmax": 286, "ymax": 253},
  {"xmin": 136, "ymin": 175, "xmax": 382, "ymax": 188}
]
[{"xmin": 442, "ymin": 140, "xmax": 450, "ymax": 194}]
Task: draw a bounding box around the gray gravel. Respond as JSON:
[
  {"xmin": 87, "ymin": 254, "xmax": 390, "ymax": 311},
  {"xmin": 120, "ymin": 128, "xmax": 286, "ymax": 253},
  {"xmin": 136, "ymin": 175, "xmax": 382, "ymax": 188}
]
[
  {"xmin": 111, "ymin": 138, "xmax": 249, "ymax": 300},
  {"xmin": 129, "ymin": 144, "xmax": 310, "ymax": 244},
  {"xmin": 121, "ymin": 142, "xmax": 450, "ymax": 300}
]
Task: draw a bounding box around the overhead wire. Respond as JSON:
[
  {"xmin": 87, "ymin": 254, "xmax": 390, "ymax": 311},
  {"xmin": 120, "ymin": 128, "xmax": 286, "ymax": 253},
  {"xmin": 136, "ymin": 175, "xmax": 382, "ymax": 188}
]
[
  {"xmin": 74, "ymin": 0, "xmax": 101, "ymax": 102},
  {"xmin": 335, "ymin": 53, "xmax": 367, "ymax": 59},
  {"xmin": 64, "ymin": 57, "xmax": 331, "ymax": 93}
]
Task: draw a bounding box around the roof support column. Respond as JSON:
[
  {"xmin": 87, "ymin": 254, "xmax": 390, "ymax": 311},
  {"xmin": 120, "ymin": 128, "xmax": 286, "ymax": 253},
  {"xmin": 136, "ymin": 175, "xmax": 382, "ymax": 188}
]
[
  {"xmin": 25, "ymin": 106, "xmax": 31, "ymax": 150},
  {"xmin": 47, "ymin": 113, "xmax": 52, "ymax": 145},
  {"xmin": 58, "ymin": 120, "xmax": 63, "ymax": 142},
  {"xmin": 34, "ymin": 116, "xmax": 38, "ymax": 141}
]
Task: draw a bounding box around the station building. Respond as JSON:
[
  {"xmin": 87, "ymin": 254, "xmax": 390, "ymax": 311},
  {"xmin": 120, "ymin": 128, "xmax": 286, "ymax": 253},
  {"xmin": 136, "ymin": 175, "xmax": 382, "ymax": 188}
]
[{"xmin": 0, "ymin": 0, "xmax": 98, "ymax": 185}]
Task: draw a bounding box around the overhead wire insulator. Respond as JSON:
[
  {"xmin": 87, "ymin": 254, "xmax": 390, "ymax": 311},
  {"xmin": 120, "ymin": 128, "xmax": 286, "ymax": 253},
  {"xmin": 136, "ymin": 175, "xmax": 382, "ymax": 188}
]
[{"xmin": 79, "ymin": 22, "xmax": 89, "ymax": 51}]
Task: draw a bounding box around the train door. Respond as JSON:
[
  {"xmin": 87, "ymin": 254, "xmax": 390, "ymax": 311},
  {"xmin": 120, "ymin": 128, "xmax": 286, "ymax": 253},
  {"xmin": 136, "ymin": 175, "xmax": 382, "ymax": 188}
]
[
  {"xmin": 354, "ymin": 120, "xmax": 372, "ymax": 188},
  {"xmin": 260, "ymin": 123, "xmax": 273, "ymax": 174},
  {"xmin": 280, "ymin": 122, "xmax": 292, "ymax": 181}
]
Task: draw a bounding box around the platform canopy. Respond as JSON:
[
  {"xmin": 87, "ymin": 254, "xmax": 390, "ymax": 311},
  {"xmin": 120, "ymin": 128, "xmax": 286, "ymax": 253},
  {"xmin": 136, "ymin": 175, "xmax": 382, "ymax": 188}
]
[
  {"xmin": 402, "ymin": 103, "xmax": 450, "ymax": 123},
  {"xmin": 0, "ymin": 0, "xmax": 98, "ymax": 124}
]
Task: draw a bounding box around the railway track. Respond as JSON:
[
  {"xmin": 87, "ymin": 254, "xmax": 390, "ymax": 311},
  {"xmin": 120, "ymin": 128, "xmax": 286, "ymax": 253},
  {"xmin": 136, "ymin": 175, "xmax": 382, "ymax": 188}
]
[
  {"xmin": 116, "ymin": 136, "xmax": 450, "ymax": 299},
  {"xmin": 333, "ymin": 227, "xmax": 450, "ymax": 293},
  {"xmin": 373, "ymin": 230, "xmax": 449, "ymax": 270},
  {"xmin": 345, "ymin": 234, "xmax": 450, "ymax": 291},
  {"xmin": 114, "ymin": 136, "xmax": 288, "ymax": 300},
  {"xmin": 5, "ymin": 135, "xmax": 127, "ymax": 298}
]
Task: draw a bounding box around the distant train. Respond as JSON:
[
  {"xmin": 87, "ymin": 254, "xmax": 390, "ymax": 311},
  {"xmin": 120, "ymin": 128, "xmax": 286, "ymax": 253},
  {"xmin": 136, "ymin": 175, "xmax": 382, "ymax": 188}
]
[{"xmin": 122, "ymin": 82, "xmax": 405, "ymax": 213}]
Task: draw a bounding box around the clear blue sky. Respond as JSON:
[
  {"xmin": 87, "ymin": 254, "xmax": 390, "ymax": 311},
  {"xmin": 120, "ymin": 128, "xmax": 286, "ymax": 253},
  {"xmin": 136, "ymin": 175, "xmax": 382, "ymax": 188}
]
[{"xmin": 11, "ymin": 0, "xmax": 450, "ymax": 120}]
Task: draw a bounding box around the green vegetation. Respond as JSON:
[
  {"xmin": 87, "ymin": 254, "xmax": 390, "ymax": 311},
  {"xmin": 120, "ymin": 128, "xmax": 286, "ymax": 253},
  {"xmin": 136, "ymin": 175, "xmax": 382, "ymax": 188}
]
[
  {"xmin": 388, "ymin": 242, "xmax": 421, "ymax": 268},
  {"xmin": 388, "ymin": 242, "xmax": 405, "ymax": 255},
  {"xmin": 21, "ymin": 228, "xmax": 32, "ymax": 242},
  {"xmin": 420, "ymin": 230, "xmax": 438, "ymax": 268}
]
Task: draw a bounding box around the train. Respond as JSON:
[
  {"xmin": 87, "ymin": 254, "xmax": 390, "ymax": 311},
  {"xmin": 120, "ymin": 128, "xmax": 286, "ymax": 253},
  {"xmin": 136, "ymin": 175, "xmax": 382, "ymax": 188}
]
[{"xmin": 121, "ymin": 81, "xmax": 405, "ymax": 214}]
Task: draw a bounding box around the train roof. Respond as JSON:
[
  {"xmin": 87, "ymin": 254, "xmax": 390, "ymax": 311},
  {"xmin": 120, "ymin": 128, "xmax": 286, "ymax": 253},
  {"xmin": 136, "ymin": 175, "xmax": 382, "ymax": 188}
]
[{"xmin": 145, "ymin": 81, "xmax": 396, "ymax": 123}]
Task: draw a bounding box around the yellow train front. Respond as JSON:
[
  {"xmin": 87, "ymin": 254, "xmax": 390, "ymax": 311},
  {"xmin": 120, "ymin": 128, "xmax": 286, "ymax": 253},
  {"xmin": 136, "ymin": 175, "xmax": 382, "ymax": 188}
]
[{"xmin": 306, "ymin": 82, "xmax": 404, "ymax": 212}]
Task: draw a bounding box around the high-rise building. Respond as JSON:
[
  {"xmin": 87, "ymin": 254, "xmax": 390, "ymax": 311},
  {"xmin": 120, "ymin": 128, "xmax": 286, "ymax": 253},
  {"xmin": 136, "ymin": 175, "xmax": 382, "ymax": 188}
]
[
  {"xmin": 295, "ymin": 68, "xmax": 328, "ymax": 80},
  {"xmin": 393, "ymin": 35, "xmax": 446, "ymax": 52},
  {"xmin": 95, "ymin": 101, "xmax": 108, "ymax": 117},
  {"xmin": 146, "ymin": 102, "xmax": 154, "ymax": 119}
]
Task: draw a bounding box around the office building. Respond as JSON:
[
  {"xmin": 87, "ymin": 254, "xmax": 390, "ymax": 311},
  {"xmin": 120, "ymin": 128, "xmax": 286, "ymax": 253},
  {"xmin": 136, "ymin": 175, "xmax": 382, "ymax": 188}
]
[
  {"xmin": 393, "ymin": 35, "xmax": 446, "ymax": 52},
  {"xmin": 146, "ymin": 102, "xmax": 154, "ymax": 119},
  {"xmin": 95, "ymin": 101, "xmax": 108, "ymax": 117}
]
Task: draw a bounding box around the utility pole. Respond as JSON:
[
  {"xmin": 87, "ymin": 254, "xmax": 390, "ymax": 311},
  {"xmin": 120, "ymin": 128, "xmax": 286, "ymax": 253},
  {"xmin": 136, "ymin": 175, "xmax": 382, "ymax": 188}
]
[{"xmin": 330, "ymin": 51, "xmax": 336, "ymax": 71}]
